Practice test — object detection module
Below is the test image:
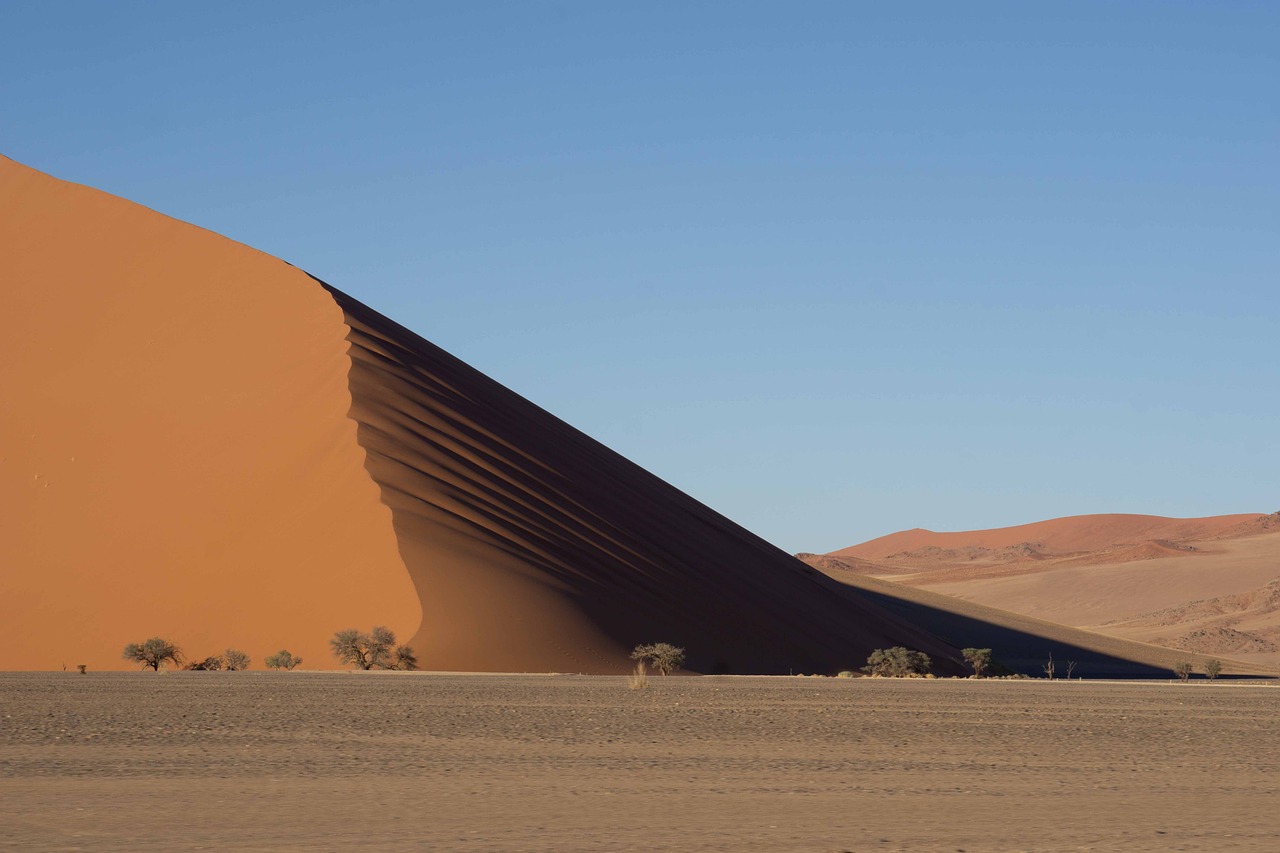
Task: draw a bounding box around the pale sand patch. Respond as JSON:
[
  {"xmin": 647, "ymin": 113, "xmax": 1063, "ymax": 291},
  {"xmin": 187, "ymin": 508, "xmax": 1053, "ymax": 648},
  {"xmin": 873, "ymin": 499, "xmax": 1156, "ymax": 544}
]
[{"xmin": 820, "ymin": 514, "xmax": 1280, "ymax": 670}]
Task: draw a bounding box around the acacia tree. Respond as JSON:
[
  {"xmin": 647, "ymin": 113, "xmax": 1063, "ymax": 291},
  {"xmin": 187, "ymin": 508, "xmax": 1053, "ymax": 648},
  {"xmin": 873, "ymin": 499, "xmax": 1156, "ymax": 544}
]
[
  {"xmin": 961, "ymin": 648, "xmax": 992, "ymax": 678},
  {"xmin": 631, "ymin": 643, "xmax": 686, "ymax": 675},
  {"xmin": 392, "ymin": 644, "xmax": 418, "ymax": 671},
  {"xmin": 1173, "ymin": 661, "xmax": 1194, "ymax": 682},
  {"xmin": 331, "ymin": 627, "xmax": 417, "ymax": 671},
  {"xmin": 123, "ymin": 638, "xmax": 182, "ymax": 671},
  {"xmin": 863, "ymin": 647, "xmax": 931, "ymax": 677},
  {"xmin": 1204, "ymin": 659, "xmax": 1223, "ymax": 680},
  {"xmin": 224, "ymin": 649, "xmax": 251, "ymax": 671},
  {"xmin": 265, "ymin": 650, "xmax": 302, "ymax": 670}
]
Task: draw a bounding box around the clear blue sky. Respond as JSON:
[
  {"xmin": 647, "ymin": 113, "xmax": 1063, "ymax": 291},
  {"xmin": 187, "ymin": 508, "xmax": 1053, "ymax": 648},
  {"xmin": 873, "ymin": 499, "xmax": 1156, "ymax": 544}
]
[{"xmin": 4, "ymin": 2, "xmax": 1276, "ymax": 552}]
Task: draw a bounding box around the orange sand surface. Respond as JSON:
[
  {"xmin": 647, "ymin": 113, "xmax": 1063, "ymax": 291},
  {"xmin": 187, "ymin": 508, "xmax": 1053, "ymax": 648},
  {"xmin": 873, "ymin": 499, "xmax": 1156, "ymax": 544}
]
[
  {"xmin": 1, "ymin": 156, "xmax": 419, "ymax": 672},
  {"xmin": 1, "ymin": 156, "xmax": 957, "ymax": 674}
]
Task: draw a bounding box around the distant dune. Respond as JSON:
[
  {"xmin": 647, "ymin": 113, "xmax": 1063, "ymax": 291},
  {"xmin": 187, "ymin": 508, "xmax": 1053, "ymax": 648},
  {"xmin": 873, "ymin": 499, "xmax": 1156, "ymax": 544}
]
[
  {"xmin": 838, "ymin": 513, "xmax": 1261, "ymax": 562},
  {"xmin": 1, "ymin": 155, "xmax": 958, "ymax": 674},
  {"xmin": 800, "ymin": 561, "xmax": 1274, "ymax": 677},
  {"xmin": 823, "ymin": 512, "xmax": 1280, "ymax": 670}
]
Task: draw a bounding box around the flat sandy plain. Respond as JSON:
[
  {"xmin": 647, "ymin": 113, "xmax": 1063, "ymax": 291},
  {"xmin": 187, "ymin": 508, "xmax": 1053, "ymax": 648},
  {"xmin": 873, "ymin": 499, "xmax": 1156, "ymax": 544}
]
[{"xmin": 2, "ymin": 673, "xmax": 1278, "ymax": 852}]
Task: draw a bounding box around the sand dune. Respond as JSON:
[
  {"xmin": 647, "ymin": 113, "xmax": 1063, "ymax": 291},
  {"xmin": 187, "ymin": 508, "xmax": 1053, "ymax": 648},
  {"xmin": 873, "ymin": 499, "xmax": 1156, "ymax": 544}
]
[
  {"xmin": 801, "ymin": 562, "xmax": 1274, "ymax": 677},
  {"xmin": 1101, "ymin": 574, "xmax": 1280, "ymax": 657},
  {"xmin": 9, "ymin": 156, "xmax": 1262, "ymax": 678},
  {"xmin": 838, "ymin": 513, "xmax": 1260, "ymax": 562},
  {"xmin": 825, "ymin": 513, "xmax": 1280, "ymax": 670},
  {"xmin": 1, "ymin": 155, "xmax": 420, "ymax": 673},
  {"xmin": 0, "ymin": 155, "xmax": 957, "ymax": 674},
  {"xmin": 325, "ymin": 282, "xmax": 964, "ymax": 674}
]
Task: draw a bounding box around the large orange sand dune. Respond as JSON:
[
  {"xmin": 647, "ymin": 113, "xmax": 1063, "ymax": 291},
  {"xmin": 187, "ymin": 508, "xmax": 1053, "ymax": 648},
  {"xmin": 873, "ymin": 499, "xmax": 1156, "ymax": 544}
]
[{"xmin": 2, "ymin": 155, "xmax": 959, "ymax": 674}]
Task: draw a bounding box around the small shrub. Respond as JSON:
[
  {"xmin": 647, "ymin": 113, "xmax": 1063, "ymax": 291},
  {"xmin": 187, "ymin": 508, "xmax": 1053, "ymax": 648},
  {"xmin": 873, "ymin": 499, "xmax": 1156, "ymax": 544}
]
[
  {"xmin": 123, "ymin": 638, "xmax": 182, "ymax": 671},
  {"xmin": 962, "ymin": 648, "xmax": 992, "ymax": 678},
  {"xmin": 76, "ymin": 665, "xmax": 87, "ymax": 674},
  {"xmin": 1173, "ymin": 661, "xmax": 1194, "ymax": 682},
  {"xmin": 224, "ymin": 649, "xmax": 250, "ymax": 671},
  {"xmin": 184, "ymin": 655, "xmax": 224, "ymax": 671},
  {"xmin": 631, "ymin": 643, "xmax": 686, "ymax": 676},
  {"xmin": 628, "ymin": 661, "xmax": 649, "ymax": 690},
  {"xmin": 1204, "ymin": 659, "xmax": 1223, "ymax": 680},
  {"xmin": 836, "ymin": 670, "xmax": 857, "ymax": 679},
  {"xmin": 265, "ymin": 650, "xmax": 302, "ymax": 670},
  {"xmin": 863, "ymin": 647, "xmax": 931, "ymax": 677}
]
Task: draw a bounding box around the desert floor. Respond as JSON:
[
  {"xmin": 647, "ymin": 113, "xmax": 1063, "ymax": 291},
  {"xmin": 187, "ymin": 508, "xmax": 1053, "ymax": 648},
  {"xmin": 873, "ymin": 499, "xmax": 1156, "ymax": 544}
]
[{"xmin": 2, "ymin": 673, "xmax": 1277, "ymax": 852}]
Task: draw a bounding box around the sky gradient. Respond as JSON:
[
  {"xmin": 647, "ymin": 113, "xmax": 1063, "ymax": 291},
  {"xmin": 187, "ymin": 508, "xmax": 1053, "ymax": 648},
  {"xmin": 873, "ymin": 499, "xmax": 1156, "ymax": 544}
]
[{"xmin": 3, "ymin": 2, "xmax": 1276, "ymax": 552}]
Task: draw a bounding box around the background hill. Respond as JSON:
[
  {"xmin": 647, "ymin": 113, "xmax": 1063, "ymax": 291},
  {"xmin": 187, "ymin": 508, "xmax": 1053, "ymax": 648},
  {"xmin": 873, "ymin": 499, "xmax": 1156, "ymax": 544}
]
[{"xmin": 818, "ymin": 512, "xmax": 1280, "ymax": 670}]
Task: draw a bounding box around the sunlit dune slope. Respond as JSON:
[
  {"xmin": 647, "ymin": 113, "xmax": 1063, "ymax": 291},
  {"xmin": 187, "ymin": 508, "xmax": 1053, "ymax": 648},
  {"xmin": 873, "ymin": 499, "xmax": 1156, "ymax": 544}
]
[
  {"xmin": 1, "ymin": 155, "xmax": 960, "ymax": 674},
  {"xmin": 0, "ymin": 155, "xmax": 419, "ymax": 671}
]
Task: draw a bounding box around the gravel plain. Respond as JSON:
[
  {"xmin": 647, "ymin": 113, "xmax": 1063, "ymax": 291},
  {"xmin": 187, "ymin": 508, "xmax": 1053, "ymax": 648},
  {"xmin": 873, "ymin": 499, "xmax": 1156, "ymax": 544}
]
[{"xmin": 1, "ymin": 672, "xmax": 1278, "ymax": 851}]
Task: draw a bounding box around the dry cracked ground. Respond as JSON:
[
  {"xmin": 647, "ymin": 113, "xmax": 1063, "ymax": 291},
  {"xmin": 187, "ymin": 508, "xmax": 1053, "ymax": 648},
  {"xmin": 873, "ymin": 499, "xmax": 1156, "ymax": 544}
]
[{"xmin": 1, "ymin": 672, "xmax": 1278, "ymax": 851}]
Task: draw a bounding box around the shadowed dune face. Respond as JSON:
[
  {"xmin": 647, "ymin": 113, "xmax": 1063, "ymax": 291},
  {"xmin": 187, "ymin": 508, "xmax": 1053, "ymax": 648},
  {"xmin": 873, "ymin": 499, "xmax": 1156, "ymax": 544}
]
[
  {"xmin": 0, "ymin": 157, "xmax": 418, "ymax": 671},
  {"xmin": 1, "ymin": 155, "xmax": 963, "ymax": 674},
  {"xmin": 324, "ymin": 284, "xmax": 960, "ymax": 674}
]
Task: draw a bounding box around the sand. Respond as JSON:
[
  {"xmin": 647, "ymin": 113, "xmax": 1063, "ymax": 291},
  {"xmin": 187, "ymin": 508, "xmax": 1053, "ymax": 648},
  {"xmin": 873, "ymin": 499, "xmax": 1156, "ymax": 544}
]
[
  {"xmin": 2, "ymin": 672, "xmax": 1278, "ymax": 851},
  {"xmin": 324, "ymin": 283, "xmax": 956, "ymax": 675},
  {"xmin": 836, "ymin": 513, "xmax": 1262, "ymax": 562},
  {"xmin": 5, "ymin": 153, "xmax": 1269, "ymax": 679},
  {"xmin": 0, "ymin": 155, "xmax": 420, "ymax": 673},
  {"xmin": 823, "ymin": 514, "xmax": 1280, "ymax": 670},
  {"xmin": 809, "ymin": 568, "xmax": 1276, "ymax": 678},
  {"xmin": 1, "ymin": 154, "xmax": 956, "ymax": 675}
]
